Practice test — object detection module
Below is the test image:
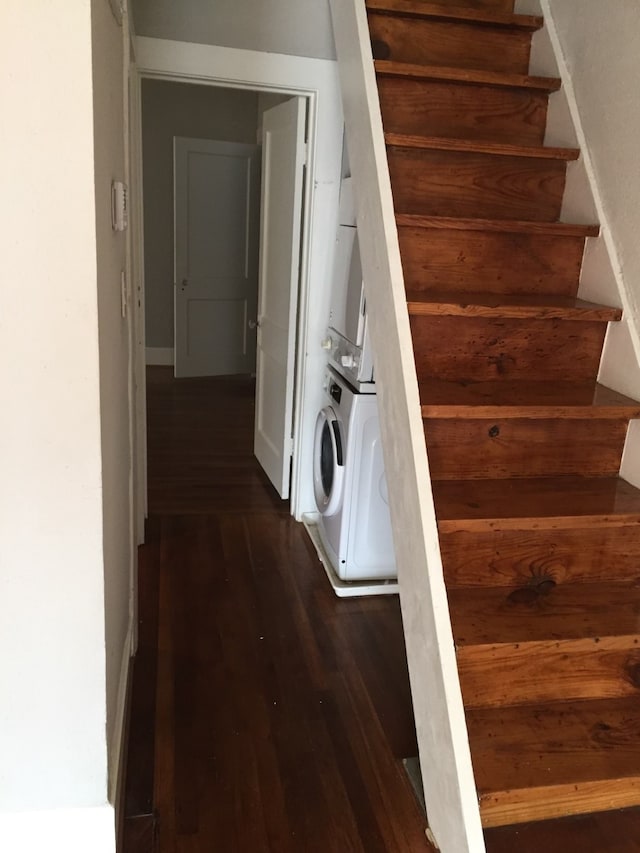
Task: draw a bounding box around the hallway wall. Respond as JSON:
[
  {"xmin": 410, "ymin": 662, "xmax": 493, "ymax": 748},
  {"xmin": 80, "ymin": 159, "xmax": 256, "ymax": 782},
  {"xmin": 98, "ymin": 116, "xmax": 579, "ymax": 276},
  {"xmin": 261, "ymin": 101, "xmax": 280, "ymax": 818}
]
[
  {"xmin": 132, "ymin": 0, "xmax": 335, "ymax": 60},
  {"xmin": 91, "ymin": 0, "xmax": 134, "ymax": 806},
  {"xmin": 1, "ymin": 0, "xmax": 112, "ymax": 848}
]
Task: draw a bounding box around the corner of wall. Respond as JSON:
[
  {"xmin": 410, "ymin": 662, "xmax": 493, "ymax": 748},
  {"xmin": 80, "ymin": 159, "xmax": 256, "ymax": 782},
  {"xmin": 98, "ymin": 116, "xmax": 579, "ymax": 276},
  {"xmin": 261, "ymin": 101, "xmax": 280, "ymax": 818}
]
[{"xmin": 536, "ymin": 0, "xmax": 640, "ymax": 487}]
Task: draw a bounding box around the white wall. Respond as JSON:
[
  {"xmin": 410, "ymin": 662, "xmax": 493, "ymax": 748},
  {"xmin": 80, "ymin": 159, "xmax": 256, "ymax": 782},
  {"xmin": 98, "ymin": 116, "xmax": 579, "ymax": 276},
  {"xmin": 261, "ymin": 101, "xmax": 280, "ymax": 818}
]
[
  {"xmin": 0, "ymin": 1, "xmax": 133, "ymax": 848},
  {"xmin": 91, "ymin": 0, "xmax": 135, "ymax": 804},
  {"xmin": 543, "ymin": 1, "xmax": 640, "ymax": 319},
  {"xmin": 0, "ymin": 0, "xmax": 111, "ymax": 843},
  {"xmin": 132, "ymin": 0, "xmax": 335, "ymax": 60}
]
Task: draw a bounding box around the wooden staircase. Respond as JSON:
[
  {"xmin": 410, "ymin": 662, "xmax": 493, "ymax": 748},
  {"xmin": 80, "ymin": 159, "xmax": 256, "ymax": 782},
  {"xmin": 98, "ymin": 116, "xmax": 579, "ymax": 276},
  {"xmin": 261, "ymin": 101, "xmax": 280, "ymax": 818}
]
[{"xmin": 364, "ymin": 0, "xmax": 640, "ymax": 838}]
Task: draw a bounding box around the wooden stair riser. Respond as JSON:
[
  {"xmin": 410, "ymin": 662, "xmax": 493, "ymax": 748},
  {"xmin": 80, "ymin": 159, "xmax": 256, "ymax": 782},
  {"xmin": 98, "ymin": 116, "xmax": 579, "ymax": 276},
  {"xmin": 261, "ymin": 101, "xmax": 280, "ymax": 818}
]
[
  {"xmin": 424, "ymin": 417, "xmax": 629, "ymax": 480},
  {"xmin": 457, "ymin": 636, "xmax": 640, "ymax": 709},
  {"xmin": 388, "ymin": 146, "xmax": 567, "ymax": 221},
  {"xmin": 378, "ymin": 76, "xmax": 549, "ymax": 144},
  {"xmin": 398, "ymin": 225, "xmax": 585, "ymax": 296},
  {"xmin": 425, "ymin": 0, "xmax": 515, "ymax": 11},
  {"xmin": 439, "ymin": 526, "xmax": 640, "ymax": 587},
  {"xmin": 410, "ymin": 316, "xmax": 607, "ymax": 383},
  {"xmin": 468, "ymin": 697, "xmax": 640, "ymax": 827},
  {"xmin": 368, "ymin": 13, "xmax": 532, "ymax": 74}
]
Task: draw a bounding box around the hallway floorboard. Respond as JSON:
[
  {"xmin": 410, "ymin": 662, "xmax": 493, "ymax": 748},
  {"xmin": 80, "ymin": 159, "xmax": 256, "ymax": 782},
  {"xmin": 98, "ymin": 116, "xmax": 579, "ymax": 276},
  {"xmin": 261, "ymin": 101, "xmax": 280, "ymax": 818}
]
[{"xmin": 122, "ymin": 368, "xmax": 432, "ymax": 852}]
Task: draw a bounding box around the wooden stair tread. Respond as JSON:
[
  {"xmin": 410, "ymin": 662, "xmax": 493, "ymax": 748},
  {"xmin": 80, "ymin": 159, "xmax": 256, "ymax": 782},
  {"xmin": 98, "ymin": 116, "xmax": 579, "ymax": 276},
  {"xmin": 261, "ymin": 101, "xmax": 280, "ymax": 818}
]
[
  {"xmin": 449, "ymin": 582, "xmax": 640, "ymax": 646},
  {"xmin": 419, "ymin": 379, "xmax": 640, "ymax": 418},
  {"xmin": 484, "ymin": 806, "xmax": 640, "ymax": 852},
  {"xmin": 434, "ymin": 477, "xmax": 640, "ymax": 532},
  {"xmin": 385, "ymin": 132, "xmax": 580, "ymax": 160},
  {"xmin": 468, "ymin": 696, "xmax": 640, "ymax": 826},
  {"xmin": 396, "ymin": 212, "xmax": 600, "ymax": 237},
  {"xmin": 366, "ymin": 0, "xmax": 543, "ymax": 30},
  {"xmin": 406, "ymin": 291, "xmax": 622, "ymax": 321},
  {"xmin": 375, "ymin": 59, "xmax": 562, "ymax": 91}
]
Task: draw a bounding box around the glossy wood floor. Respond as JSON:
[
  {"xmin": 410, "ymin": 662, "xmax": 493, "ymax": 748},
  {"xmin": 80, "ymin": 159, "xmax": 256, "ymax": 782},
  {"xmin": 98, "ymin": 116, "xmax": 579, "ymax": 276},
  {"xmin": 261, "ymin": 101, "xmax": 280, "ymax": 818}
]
[
  {"xmin": 121, "ymin": 367, "xmax": 433, "ymax": 852},
  {"xmin": 121, "ymin": 369, "xmax": 640, "ymax": 851}
]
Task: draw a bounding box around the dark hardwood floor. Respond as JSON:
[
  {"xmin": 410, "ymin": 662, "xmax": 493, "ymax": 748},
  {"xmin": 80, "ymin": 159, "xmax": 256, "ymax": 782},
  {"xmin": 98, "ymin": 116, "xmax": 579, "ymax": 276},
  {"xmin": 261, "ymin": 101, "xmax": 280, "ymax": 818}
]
[{"xmin": 121, "ymin": 367, "xmax": 432, "ymax": 852}]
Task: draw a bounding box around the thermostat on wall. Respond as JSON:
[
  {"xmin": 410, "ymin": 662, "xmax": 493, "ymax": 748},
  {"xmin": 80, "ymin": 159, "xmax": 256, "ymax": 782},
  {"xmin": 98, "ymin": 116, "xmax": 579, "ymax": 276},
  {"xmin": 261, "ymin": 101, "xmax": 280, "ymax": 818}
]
[{"xmin": 111, "ymin": 180, "xmax": 128, "ymax": 232}]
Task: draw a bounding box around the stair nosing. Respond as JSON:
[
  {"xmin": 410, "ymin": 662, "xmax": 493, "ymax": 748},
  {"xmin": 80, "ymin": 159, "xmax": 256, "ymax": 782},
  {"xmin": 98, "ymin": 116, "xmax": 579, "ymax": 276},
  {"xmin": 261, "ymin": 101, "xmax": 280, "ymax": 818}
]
[
  {"xmin": 375, "ymin": 59, "xmax": 562, "ymax": 91},
  {"xmin": 396, "ymin": 212, "xmax": 600, "ymax": 238},
  {"xmin": 385, "ymin": 132, "xmax": 580, "ymax": 161},
  {"xmin": 418, "ymin": 380, "xmax": 640, "ymax": 420},
  {"xmin": 435, "ymin": 477, "xmax": 640, "ymax": 532},
  {"xmin": 406, "ymin": 293, "xmax": 621, "ymax": 322},
  {"xmin": 366, "ymin": 0, "xmax": 543, "ymax": 31}
]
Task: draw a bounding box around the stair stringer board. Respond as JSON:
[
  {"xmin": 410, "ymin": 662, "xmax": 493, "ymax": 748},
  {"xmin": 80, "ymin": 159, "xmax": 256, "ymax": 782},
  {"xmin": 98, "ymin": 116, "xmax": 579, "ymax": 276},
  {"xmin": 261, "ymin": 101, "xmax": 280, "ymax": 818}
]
[{"xmin": 328, "ymin": 2, "xmax": 486, "ymax": 852}]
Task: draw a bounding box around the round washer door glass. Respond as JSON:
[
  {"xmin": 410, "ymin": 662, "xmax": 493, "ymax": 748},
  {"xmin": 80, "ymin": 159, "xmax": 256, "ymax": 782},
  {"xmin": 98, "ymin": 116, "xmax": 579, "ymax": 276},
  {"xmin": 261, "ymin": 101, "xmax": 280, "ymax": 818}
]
[{"xmin": 313, "ymin": 407, "xmax": 344, "ymax": 516}]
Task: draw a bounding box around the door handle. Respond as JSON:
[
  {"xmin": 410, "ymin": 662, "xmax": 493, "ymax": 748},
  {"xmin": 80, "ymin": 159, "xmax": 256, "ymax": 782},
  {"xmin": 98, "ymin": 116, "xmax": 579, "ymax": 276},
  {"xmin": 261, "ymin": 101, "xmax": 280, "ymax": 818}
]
[
  {"xmin": 249, "ymin": 319, "xmax": 260, "ymax": 329},
  {"xmin": 178, "ymin": 278, "xmax": 188, "ymax": 290}
]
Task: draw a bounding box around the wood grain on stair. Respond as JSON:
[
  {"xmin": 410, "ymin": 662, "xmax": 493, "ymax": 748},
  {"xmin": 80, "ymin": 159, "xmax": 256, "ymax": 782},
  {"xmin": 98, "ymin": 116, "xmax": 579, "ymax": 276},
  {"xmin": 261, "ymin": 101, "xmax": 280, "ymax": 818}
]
[
  {"xmin": 406, "ymin": 292, "xmax": 621, "ymax": 321},
  {"xmin": 440, "ymin": 524, "xmax": 640, "ymax": 587},
  {"xmin": 388, "ymin": 146, "xmax": 567, "ymax": 221},
  {"xmin": 468, "ymin": 697, "xmax": 640, "ymax": 826},
  {"xmin": 457, "ymin": 633, "xmax": 640, "ymax": 708},
  {"xmin": 385, "ymin": 132, "xmax": 580, "ymax": 161},
  {"xmin": 425, "ymin": 417, "xmax": 629, "ymax": 479},
  {"xmin": 371, "ymin": 0, "xmax": 640, "ymax": 833},
  {"xmin": 396, "ymin": 213, "xmax": 599, "ymax": 236},
  {"xmin": 410, "ymin": 316, "xmax": 607, "ymax": 382},
  {"xmin": 484, "ymin": 806, "xmax": 640, "ymax": 852},
  {"xmin": 375, "ymin": 60, "xmax": 561, "ymax": 91},
  {"xmin": 369, "ymin": 14, "xmax": 532, "ymax": 74},
  {"xmin": 418, "ymin": 378, "xmax": 640, "ymax": 418},
  {"xmin": 426, "ymin": 0, "xmax": 516, "ymax": 11},
  {"xmin": 433, "ymin": 476, "xmax": 640, "ymax": 532},
  {"xmin": 378, "ymin": 74, "xmax": 550, "ymax": 144},
  {"xmin": 449, "ymin": 582, "xmax": 640, "ymax": 645},
  {"xmin": 398, "ymin": 223, "xmax": 588, "ymax": 296},
  {"xmin": 366, "ymin": 0, "xmax": 541, "ymax": 31}
]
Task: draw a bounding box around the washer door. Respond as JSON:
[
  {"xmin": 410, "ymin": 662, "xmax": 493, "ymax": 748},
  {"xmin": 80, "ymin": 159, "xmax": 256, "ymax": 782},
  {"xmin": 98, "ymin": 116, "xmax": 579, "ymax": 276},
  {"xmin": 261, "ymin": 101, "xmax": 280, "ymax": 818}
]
[{"xmin": 313, "ymin": 406, "xmax": 345, "ymax": 516}]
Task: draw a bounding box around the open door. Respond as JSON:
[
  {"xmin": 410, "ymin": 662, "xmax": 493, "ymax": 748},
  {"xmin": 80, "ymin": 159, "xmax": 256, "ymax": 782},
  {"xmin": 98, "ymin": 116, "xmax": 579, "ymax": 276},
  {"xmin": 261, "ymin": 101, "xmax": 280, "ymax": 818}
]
[
  {"xmin": 174, "ymin": 137, "xmax": 260, "ymax": 378},
  {"xmin": 254, "ymin": 97, "xmax": 307, "ymax": 499}
]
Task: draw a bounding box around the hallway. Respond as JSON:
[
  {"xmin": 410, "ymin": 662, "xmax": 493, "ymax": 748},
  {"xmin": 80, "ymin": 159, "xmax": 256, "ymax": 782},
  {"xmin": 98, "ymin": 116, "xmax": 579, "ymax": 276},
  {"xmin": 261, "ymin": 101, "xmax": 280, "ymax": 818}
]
[{"xmin": 122, "ymin": 367, "xmax": 432, "ymax": 852}]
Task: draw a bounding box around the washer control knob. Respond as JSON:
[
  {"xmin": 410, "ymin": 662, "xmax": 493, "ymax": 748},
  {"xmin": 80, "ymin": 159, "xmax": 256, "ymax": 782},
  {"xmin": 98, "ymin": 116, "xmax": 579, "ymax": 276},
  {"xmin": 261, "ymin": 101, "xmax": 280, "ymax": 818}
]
[{"xmin": 321, "ymin": 337, "xmax": 333, "ymax": 351}]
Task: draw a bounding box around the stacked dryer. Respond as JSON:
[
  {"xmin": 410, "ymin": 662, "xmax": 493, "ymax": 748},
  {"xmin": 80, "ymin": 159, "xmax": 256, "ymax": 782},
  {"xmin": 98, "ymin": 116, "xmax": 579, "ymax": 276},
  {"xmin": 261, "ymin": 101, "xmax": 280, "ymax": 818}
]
[{"xmin": 313, "ymin": 179, "xmax": 397, "ymax": 593}]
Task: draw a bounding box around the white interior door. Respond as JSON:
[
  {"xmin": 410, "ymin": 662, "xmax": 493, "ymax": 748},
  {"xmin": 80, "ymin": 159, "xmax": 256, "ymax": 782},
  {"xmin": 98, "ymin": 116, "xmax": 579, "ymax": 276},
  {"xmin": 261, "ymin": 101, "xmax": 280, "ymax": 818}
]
[
  {"xmin": 254, "ymin": 97, "xmax": 306, "ymax": 499},
  {"xmin": 174, "ymin": 137, "xmax": 260, "ymax": 378}
]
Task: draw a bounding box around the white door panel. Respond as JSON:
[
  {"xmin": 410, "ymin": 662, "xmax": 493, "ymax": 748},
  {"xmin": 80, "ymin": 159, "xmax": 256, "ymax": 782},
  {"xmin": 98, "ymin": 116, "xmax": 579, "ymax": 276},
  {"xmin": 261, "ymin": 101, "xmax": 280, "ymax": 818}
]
[
  {"xmin": 174, "ymin": 137, "xmax": 259, "ymax": 378},
  {"xmin": 254, "ymin": 98, "xmax": 306, "ymax": 499}
]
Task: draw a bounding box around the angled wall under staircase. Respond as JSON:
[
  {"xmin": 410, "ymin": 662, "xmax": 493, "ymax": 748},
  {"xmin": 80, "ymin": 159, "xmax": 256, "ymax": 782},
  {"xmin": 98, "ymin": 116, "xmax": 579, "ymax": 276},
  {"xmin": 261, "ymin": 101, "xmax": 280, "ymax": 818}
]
[{"xmin": 330, "ymin": 0, "xmax": 640, "ymax": 850}]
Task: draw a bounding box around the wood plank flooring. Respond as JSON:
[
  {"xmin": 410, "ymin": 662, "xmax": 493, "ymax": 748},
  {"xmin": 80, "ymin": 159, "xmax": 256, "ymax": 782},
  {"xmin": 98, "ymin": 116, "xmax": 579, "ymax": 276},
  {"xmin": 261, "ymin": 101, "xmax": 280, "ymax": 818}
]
[
  {"xmin": 121, "ymin": 367, "xmax": 432, "ymax": 852},
  {"xmin": 121, "ymin": 368, "xmax": 640, "ymax": 851}
]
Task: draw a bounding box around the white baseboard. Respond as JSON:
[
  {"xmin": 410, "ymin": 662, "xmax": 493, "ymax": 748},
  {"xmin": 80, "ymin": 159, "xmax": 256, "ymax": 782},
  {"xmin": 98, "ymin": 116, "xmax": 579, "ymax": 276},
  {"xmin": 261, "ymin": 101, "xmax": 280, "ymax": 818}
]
[
  {"xmin": 145, "ymin": 346, "xmax": 174, "ymax": 366},
  {"xmin": 0, "ymin": 806, "xmax": 116, "ymax": 853}
]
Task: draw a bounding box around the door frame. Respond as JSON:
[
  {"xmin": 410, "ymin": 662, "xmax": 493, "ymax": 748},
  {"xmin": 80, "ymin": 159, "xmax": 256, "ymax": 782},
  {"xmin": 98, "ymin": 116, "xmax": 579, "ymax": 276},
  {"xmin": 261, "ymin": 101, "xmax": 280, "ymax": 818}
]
[{"xmin": 130, "ymin": 37, "xmax": 344, "ymax": 524}]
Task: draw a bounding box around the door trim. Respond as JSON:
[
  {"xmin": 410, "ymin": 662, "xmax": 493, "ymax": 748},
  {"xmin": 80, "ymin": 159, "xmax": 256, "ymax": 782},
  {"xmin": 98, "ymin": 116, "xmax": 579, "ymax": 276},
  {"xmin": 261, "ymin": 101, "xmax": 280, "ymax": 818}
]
[{"xmin": 132, "ymin": 38, "xmax": 344, "ymax": 520}]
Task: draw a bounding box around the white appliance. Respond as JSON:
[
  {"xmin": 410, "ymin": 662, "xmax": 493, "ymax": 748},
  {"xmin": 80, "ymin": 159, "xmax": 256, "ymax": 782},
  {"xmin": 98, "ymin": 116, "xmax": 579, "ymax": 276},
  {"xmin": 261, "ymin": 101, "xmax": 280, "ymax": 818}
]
[
  {"xmin": 323, "ymin": 178, "xmax": 376, "ymax": 391},
  {"xmin": 313, "ymin": 366, "xmax": 396, "ymax": 585}
]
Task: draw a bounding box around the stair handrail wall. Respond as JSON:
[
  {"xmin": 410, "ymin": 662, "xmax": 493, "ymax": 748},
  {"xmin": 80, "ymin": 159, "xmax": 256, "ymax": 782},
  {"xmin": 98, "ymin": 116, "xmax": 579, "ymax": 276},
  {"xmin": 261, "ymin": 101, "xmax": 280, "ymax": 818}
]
[{"xmin": 328, "ymin": 2, "xmax": 485, "ymax": 851}]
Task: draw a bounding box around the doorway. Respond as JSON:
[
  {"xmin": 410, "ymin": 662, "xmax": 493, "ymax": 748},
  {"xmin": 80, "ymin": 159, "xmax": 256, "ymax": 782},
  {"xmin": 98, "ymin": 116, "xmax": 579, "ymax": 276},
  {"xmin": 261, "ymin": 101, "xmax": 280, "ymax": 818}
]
[
  {"xmin": 139, "ymin": 78, "xmax": 307, "ymax": 504},
  {"xmin": 130, "ymin": 37, "xmax": 344, "ymax": 536}
]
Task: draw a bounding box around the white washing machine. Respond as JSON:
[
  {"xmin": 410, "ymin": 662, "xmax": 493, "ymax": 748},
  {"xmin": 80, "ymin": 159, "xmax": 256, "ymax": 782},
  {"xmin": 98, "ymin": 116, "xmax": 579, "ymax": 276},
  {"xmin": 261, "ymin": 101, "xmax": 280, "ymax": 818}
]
[{"xmin": 313, "ymin": 366, "xmax": 397, "ymax": 583}]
